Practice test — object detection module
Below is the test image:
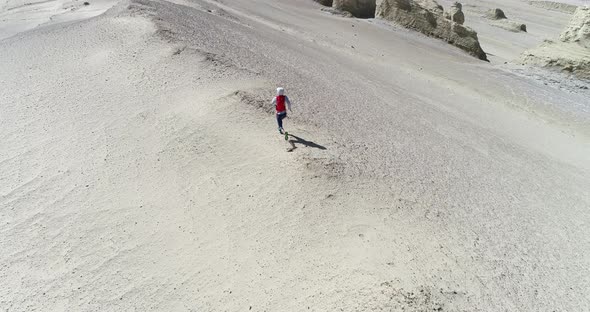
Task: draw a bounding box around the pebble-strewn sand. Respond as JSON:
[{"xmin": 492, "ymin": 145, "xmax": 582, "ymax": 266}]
[{"xmin": 1, "ymin": 0, "xmax": 589, "ymax": 310}]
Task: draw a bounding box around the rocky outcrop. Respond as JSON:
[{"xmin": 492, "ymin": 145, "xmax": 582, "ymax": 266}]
[
  {"xmin": 560, "ymin": 6, "xmax": 590, "ymax": 48},
  {"xmin": 522, "ymin": 6, "xmax": 590, "ymax": 79},
  {"xmin": 376, "ymin": 0, "xmax": 487, "ymax": 60},
  {"xmin": 444, "ymin": 2, "xmax": 464, "ymax": 25},
  {"xmin": 521, "ymin": 41, "xmax": 589, "ymax": 79},
  {"xmin": 332, "ymin": 0, "xmax": 376, "ymax": 18},
  {"xmin": 493, "ymin": 20, "xmax": 527, "ymax": 32},
  {"xmin": 487, "ymin": 8, "xmax": 507, "ymax": 20},
  {"xmin": 486, "ymin": 8, "xmax": 527, "ymax": 32}
]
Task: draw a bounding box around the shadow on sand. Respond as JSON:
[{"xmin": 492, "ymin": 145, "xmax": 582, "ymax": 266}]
[{"xmin": 287, "ymin": 134, "xmax": 327, "ymax": 152}]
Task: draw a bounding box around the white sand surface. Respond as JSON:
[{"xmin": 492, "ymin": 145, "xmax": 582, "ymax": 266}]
[
  {"xmin": 1, "ymin": 0, "xmax": 589, "ymax": 311},
  {"xmin": 0, "ymin": 0, "xmax": 116, "ymax": 39}
]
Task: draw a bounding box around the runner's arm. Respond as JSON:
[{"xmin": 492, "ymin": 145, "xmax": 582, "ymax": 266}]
[{"xmin": 285, "ymin": 96, "xmax": 292, "ymax": 111}]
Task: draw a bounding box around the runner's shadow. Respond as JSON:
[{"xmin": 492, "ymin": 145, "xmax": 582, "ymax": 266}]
[{"xmin": 287, "ymin": 134, "xmax": 327, "ymax": 151}]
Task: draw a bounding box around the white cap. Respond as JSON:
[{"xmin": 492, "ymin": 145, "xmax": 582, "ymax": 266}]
[{"xmin": 276, "ymin": 87, "xmax": 284, "ymax": 96}]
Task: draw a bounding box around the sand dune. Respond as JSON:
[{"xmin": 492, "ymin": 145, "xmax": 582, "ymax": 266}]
[{"xmin": 1, "ymin": 0, "xmax": 589, "ymax": 310}]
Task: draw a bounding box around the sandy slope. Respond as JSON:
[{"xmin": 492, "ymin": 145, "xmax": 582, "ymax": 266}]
[
  {"xmin": 0, "ymin": 0, "xmax": 117, "ymax": 39},
  {"xmin": 1, "ymin": 0, "xmax": 589, "ymax": 311}
]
